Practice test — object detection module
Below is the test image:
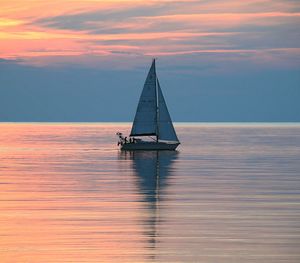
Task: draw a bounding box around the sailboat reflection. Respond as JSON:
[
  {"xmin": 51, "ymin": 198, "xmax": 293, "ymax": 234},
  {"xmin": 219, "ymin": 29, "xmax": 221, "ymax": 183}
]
[{"xmin": 119, "ymin": 150, "xmax": 178, "ymax": 258}]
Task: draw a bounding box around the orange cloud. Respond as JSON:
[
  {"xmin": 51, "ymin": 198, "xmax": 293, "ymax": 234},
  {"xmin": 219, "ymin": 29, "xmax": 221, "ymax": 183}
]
[{"xmin": 0, "ymin": 0, "xmax": 299, "ymax": 67}]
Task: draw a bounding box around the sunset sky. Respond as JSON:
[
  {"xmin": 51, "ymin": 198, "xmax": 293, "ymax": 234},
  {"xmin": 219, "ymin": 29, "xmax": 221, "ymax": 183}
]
[{"xmin": 0, "ymin": 0, "xmax": 299, "ymax": 121}]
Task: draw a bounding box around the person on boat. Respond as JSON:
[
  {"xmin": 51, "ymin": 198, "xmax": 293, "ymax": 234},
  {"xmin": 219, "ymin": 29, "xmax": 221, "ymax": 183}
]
[{"xmin": 124, "ymin": 137, "xmax": 128, "ymax": 143}]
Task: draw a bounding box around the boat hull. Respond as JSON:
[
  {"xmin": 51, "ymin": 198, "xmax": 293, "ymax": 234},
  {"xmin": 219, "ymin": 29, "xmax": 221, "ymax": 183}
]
[{"xmin": 121, "ymin": 141, "xmax": 180, "ymax": 151}]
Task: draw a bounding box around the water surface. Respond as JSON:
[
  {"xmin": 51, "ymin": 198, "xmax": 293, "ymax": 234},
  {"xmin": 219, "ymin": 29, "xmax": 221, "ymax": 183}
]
[{"xmin": 0, "ymin": 123, "xmax": 300, "ymax": 262}]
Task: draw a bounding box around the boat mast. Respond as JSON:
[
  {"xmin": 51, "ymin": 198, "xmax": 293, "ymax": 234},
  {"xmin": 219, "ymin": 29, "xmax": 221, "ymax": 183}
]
[{"xmin": 154, "ymin": 59, "xmax": 159, "ymax": 142}]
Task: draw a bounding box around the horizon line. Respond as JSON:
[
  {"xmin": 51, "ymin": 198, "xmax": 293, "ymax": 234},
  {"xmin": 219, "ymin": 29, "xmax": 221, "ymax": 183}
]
[{"xmin": 1, "ymin": 121, "xmax": 300, "ymax": 125}]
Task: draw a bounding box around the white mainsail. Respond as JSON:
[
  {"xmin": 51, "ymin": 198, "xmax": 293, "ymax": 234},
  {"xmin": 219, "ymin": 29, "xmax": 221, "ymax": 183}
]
[
  {"xmin": 130, "ymin": 60, "xmax": 157, "ymax": 136},
  {"xmin": 157, "ymin": 80, "xmax": 179, "ymax": 142},
  {"xmin": 130, "ymin": 59, "xmax": 179, "ymax": 143}
]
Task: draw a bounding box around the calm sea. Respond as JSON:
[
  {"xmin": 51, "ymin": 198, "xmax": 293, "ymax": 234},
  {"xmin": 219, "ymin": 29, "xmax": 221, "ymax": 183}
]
[{"xmin": 0, "ymin": 123, "xmax": 300, "ymax": 263}]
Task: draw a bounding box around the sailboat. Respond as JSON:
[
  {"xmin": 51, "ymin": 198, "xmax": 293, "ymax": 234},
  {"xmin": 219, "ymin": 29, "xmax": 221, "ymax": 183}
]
[{"xmin": 117, "ymin": 59, "xmax": 180, "ymax": 150}]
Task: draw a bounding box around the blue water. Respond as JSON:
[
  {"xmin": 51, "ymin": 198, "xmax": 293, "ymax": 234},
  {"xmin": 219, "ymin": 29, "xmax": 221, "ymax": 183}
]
[{"xmin": 0, "ymin": 123, "xmax": 300, "ymax": 262}]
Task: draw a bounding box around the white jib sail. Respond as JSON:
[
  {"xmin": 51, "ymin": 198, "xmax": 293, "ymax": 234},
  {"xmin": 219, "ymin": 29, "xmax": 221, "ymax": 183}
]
[
  {"xmin": 157, "ymin": 80, "xmax": 179, "ymax": 142},
  {"xmin": 130, "ymin": 60, "xmax": 157, "ymax": 136}
]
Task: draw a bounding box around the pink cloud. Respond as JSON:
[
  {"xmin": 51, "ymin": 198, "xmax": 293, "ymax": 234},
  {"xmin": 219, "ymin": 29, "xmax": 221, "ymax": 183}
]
[{"xmin": 0, "ymin": 0, "xmax": 299, "ymax": 71}]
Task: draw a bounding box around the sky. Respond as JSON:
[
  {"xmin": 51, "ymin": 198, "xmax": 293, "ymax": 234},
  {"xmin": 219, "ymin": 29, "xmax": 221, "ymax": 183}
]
[{"xmin": 0, "ymin": 0, "xmax": 299, "ymax": 122}]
